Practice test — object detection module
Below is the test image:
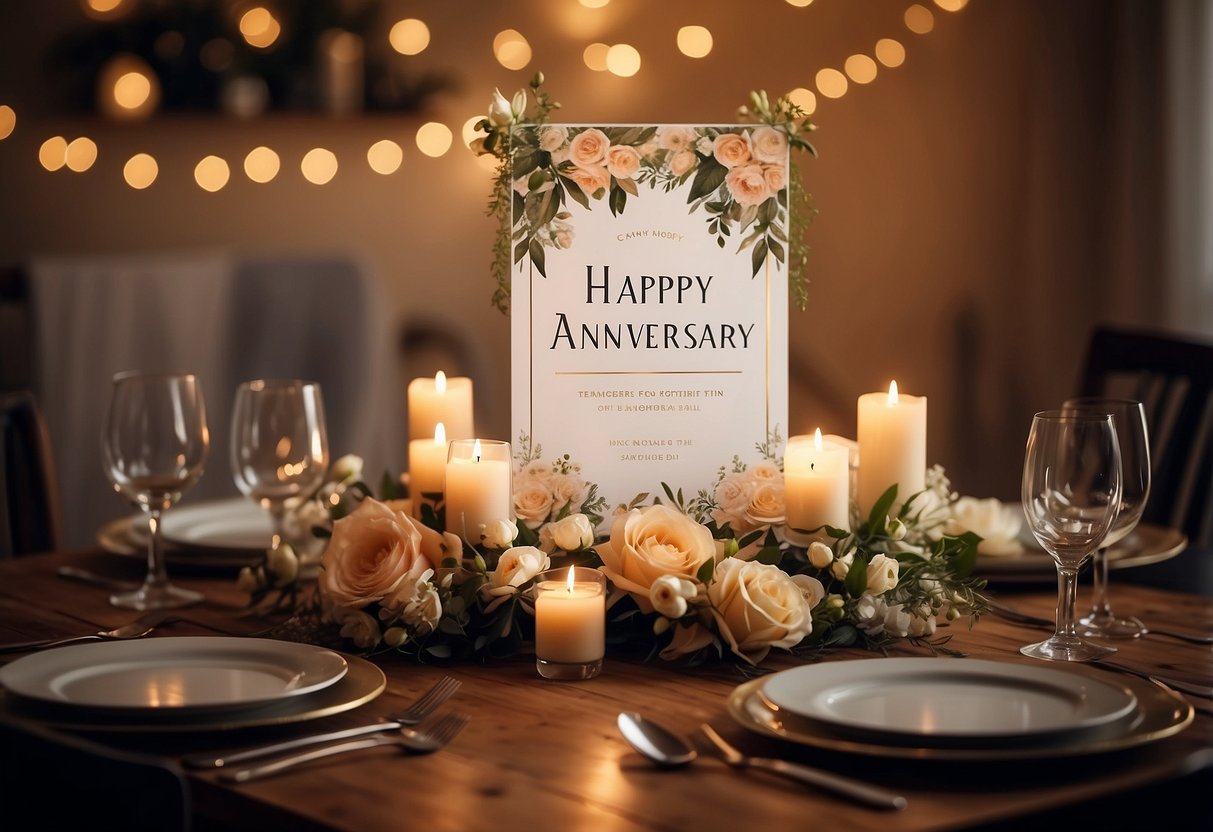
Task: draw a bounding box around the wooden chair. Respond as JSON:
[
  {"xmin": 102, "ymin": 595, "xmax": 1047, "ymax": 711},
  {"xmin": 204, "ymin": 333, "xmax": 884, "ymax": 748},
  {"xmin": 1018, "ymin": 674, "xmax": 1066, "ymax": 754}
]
[
  {"xmin": 0, "ymin": 390, "xmax": 61, "ymax": 557},
  {"xmin": 1076, "ymin": 325, "xmax": 1213, "ymax": 549},
  {"xmin": 0, "ymin": 714, "xmax": 190, "ymax": 831}
]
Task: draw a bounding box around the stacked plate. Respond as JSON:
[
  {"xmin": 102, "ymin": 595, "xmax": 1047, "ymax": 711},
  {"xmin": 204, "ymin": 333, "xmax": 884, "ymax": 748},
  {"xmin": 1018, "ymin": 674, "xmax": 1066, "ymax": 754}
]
[
  {"xmin": 729, "ymin": 657, "xmax": 1193, "ymax": 760},
  {"xmin": 97, "ymin": 498, "xmax": 274, "ymax": 571},
  {"xmin": 0, "ymin": 637, "xmax": 385, "ymax": 732}
]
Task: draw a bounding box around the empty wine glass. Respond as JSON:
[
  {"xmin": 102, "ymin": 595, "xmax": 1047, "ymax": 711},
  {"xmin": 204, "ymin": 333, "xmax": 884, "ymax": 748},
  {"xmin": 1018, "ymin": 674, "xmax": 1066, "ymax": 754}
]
[
  {"xmin": 1063, "ymin": 398, "xmax": 1151, "ymax": 639},
  {"xmin": 230, "ymin": 380, "xmax": 329, "ymax": 554},
  {"xmin": 102, "ymin": 372, "xmax": 209, "ymax": 609},
  {"xmin": 1020, "ymin": 410, "xmax": 1122, "ymax": 661}
]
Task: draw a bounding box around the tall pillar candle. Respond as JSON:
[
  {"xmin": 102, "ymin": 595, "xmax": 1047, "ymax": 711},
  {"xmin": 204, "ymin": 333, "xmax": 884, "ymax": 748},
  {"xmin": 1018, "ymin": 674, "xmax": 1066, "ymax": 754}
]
[
  {"xmin": 408, "ymin": 422, "xmax": 448, "ymax": 521},
  {"xmin": 785, "ymin": 429, "xmax": 850, "ymax": 534},
  {"xmin": 408, "ymin": 371, "xmax": 473, "ymax": 444},
  {"xmin": 856, "ymin": 381, "xmax": 927, "ymax": 516},
  {"xmin": 444, "ymin": 438, "xmax": 511, "ymax": 541}
]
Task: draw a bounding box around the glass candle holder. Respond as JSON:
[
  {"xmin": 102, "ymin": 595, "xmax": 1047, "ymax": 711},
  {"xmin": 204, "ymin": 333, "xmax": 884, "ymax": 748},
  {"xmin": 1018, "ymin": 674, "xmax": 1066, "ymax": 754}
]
[
  {"xmin": 444, "ymin": 438, "xmax": 511, "ymax": 542},
  {"xmin": 533, "ymin": 566, "xmax": 606, "ymax": 681}
]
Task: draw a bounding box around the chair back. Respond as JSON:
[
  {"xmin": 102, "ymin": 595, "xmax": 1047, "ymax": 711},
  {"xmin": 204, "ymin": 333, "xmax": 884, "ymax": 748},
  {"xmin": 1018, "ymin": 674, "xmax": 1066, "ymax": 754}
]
[
  {"xmin": 1077, "ymin": 326, "xmax": 1213, "ymax": 547},
  {"xmin": 0, "ymin": 390, "xmax": 61, "ymax": 556}
]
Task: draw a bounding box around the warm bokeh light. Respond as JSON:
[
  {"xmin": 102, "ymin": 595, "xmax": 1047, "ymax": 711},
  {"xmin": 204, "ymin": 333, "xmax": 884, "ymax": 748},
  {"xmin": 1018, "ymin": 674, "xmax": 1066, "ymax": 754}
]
[
  {"xmin": 462, "ymin": 116, "xmax": 485, "ymax": 148},
  {"xmin": 676, "ymin": 25, "xmax": 713, "ymax": 58},
  {"xmin": 416, "ymin": 122, "xmax": 453, "ymax": 157},
  {"xmin": 243, "ymin": 146, "xmax": 280, "ymax": 183},
  {"xmin": 123, "ymin": 153, "xmax": 158, "ymax": 189},
  {"xmin": 905, "ymin": 4, "xmax": 936, "ymax": 34},
  {"xmin": 844, "ymin": 54, "xmax": 878, "ymax": 84},
  {"xmin": 606, "ymin": 43, "xmax": 641, "ymax": 77},
  {"xmin": 194, "ymin": 155, "xmax": 230, "ymax": 192},
  {"xmin": 875, "ymin": 38, "xmax": 907, "ymax": 68},
  {"xmin": 815, "ymin": 68, "xmax": 848, "ymax": 99},
  {"xmin": 389, "ymin": 18, "xmax": 430, "ymax": 55},
  {"xmin": 493, "ymin": 29, "xmax": 532, "ymax": 71},
  {"xmin": 301, "ymin": 148, "xmax": 338, "ymax": 184},
  {"xmin": 113, "ymin": 71, "xmax": 151, "ymax": 109},
  {"xmin": 578, "ymin": 0, "xmax": 610, "ymax": 7},
  {"xmin": 0, "ymin": 105, "xmax": 15, "ymax": 140},
  {"xmin": 786, "ymin": 87, "xmax": 817, "ymax": 116},
  {"xmin": 240, "ymin": 7, "xmax": 281, "ymax": 49},
  {"xmin": 583, "ymin": 42, "xmax": 609, "ymax": 72},
  {"xmin": 934, "ymin": 0, "xmax": 969, "ymax": 11},
  {"xmin": 367, "ymin": 139, "xmax": 403, "ymax": 174},
  {"xmin": 65, "ymin": 137, "xmax": 98, "ymax": 172},
  {"xmin": 83, "ymin": 0, "xmax": 126, "ymax": 16},
  {"xmin": 38, "ymin": 137, "xmax": 67, "ymax": 171},
  {"xmin": 99, "ymin": 54, "xmax": 159, "ymax": 119},
  {"xmin": 785, "ymin": 0, "xmax": 813, "ymax": 6}
]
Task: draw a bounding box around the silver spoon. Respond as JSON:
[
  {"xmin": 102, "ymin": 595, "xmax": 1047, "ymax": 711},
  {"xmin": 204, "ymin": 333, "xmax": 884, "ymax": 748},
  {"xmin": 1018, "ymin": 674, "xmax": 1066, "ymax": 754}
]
[{"xmin": 616, "ymin": 712, "xmax": 907, "ymax": 810}]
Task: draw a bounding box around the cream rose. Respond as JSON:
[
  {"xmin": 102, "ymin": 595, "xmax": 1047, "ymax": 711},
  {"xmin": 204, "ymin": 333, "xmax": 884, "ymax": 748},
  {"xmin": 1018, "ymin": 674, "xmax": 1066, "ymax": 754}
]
[
  {"xmin": 552, "ymin": 223, "xmax": 575, "ymax": 250},
  {"xmin": 749, "ymin": 125, "xmax": 788, "ymax": 164},
  {"xmin": 744, "ymin": 481, "xmax": 786, "ymax": 528},
  {"xmin": 596, "ymin": 505, "xmax": 717, "ymax": 612},
  {"xmin": 606, "ymin": 145, "xmax": 641, "ymax": 180},
  {"xmin": 725, "ymin": 164, "xmax": 771, "ymax": 207},
  {"xmin": 538, "ymin": 125, "xmax": 568, "ymax": 152},
  {"xmin": 514, "ymin": 481, "xmax": 556, "ymax": 530},
  {"xmin": 790, "ymin": 573, "xmax": 826, "ymax": 610},
  {"xmin": 649, "ymin": 574, "xmax": 698, "ymax": 619},
  {"xmin": 566, "ymin": 164, "xmax": 611, "ymax": 197},
  {"xmin": 865, "ymin": 553, "xmax": 901, "ymax": 595},
  {"xmin": 550, "ymin": 474, "xmax": 589, "ymax": 513},
  {"xmin": 808, "ymin": 541, "xmax": 834, "ymax": 569},
  {"xmin": 831, "ymin": 551, "xmax": 854, "ymax": 581},
  {"xmin": 763, "ymin": 164, "xmax": 787, "ymax": 194},
  {"xmin": 944, "ymin": 497, "xmax": 1025, "ymax": 557},
  {"xmin": 669, "ymin": 149, "xmax": 697, "ymax": 177},
  {"xmin": 712, "ymin": 132, "xmax": 752, "ymax": 168},
  {"xmin": 569, "ymin": 128, "xmax": 610, "ymax": 166},
  {"xmin": 544, "ymin": 513, "xmax": 596, "ymax": 552},
  {"xmin": 657, "ymin": 126, "xmax": 695, "ymax": 151},
  {"xmin": 481, "ymin": 518, "xmax": 519, "ymax": 549},
  {"xmin": 320, "ymin": 499, "xmax": 440, "ymax": 610},
  {"xmin": 486, "ymin": 546, "xmax": 550, "ymax": 596},
  {"xmin": 708, "ymin": 558, "xmax": 813, "ymax": 664},
  {"xmin": 334, "ymin": 608, "xmax": 380, "ymax": 649}
]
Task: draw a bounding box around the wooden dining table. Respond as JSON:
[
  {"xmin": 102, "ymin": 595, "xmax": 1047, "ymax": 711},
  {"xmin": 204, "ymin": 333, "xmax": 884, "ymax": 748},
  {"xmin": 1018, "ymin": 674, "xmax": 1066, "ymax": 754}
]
[{"xmin": 1, "ymin": 548, "xmax": 1210, "ymax": 831}]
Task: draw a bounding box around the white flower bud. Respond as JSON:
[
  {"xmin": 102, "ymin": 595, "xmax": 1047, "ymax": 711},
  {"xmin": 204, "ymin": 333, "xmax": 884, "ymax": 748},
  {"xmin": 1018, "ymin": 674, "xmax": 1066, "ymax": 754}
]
[
  {"xmin": 887, "ymin": 518, "xmax": 907, "ymax": 540},
  {"xmin": 383, "ymin": 627, "xmax": 408, "ymax": 647},
  {"xmin": 808, "ymin": 541, "xmax": 833, "ymax": 569}
]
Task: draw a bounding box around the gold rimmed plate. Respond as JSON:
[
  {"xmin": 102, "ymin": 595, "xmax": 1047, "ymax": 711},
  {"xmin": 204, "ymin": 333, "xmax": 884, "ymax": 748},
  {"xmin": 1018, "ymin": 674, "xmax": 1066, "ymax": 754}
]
[{"xmin": 977, "ymin": 519, "xmax": 1187, "ymax": 583}]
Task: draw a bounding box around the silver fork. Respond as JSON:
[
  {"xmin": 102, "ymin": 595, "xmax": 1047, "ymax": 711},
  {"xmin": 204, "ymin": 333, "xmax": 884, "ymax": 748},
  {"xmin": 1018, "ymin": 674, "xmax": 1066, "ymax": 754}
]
[
  {"xmin": 220, "ymin": 712, "xmax": 469, "ymax": 783},
  {"xmin": 0, "ymin": 610, "xmax": 173, "ymax": 653},
  {"xmin": 699, "ymin": 724, "xmax": 908, "ymax": 810},
  {"xmin": 185, "ymin": 675, "xmax": 462, "ymax": 769}
]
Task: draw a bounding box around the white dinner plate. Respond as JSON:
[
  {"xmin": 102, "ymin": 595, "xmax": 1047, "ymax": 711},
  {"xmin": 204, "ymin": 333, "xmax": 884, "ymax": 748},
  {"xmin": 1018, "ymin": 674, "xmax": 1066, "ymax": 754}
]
[
  {"xmin": 0, "ymin": 637, "xmax": 347, "ymax": 713},
  {"xmin": 760, "ymin": 658, "xmax": 1137, "ymax": 745},
  {"xmin": 159, "ymin": 498, "xmax": 273, "ymax": 551}
]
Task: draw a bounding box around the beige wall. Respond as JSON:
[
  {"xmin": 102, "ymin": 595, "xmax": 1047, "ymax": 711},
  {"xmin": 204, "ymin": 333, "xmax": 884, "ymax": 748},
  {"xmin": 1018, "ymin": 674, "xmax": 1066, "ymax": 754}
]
[{"xmin": 0, "ymin": 0, "xmax": 1183, "ymax": 502}]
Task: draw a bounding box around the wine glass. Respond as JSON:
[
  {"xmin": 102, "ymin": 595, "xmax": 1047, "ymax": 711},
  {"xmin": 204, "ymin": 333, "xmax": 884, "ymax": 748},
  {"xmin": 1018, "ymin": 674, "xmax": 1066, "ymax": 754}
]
[
  {"xmin": 1020, "ymin": 410, "xmax": 1122, "ymax": 661},
  {"xmin": 101, "ymin": 372, "xmax": 209, "ymax": 609},
  {"xmin": 230, "ymin": 380, "xmax": 329, "ymax": 554},
  {"xmin": 1063, "ymin": 398, "xmax": 1151, "ymax": 638}
]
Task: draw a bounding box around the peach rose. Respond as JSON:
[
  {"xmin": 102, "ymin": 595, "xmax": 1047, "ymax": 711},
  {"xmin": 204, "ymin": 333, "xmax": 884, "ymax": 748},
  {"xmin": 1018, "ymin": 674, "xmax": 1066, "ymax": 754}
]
[
  {"xmin": 712, "ymin": 132, "xmax": 752, "ymax": 168},
  {"xmin": 763, "ymin": 164, "xmax": 787, "ymax": 194},
  {"xmin": 657, "ymin": 126, "xmax": 696, "ymax": 152},
  {"xmin": 566, "ymin": 164, "xmax": 611, "ymax": 197},
  {"xmin": 320, "ymin": 498, "xmax": 447, "ymax": 610},
  {"xmin": 669, "ymin": 149, "xmax": 697, "ymax": 177},
  {"xmin": 749, "ymin": 125, "xmax": 788, "ymax": 164},
  {"xmin": 606, "ymin": 145, "xmax": 641, "ymax": 180},
  {"xmin": 744, "ymin": 481, "xmax": 786, "ymax": 527},
  {"xmin": 596, "ymin": 505, "xmax": 716, "ymax": 612},
  {"xmin": 708, "ymin": 558, "xmax": 813, "ymax": 664},
  {"xmin": 538, "ymin": 125, "xmax": 568, "ymax": 152},
  {"xmin": 540, "ymin": 513, "xmax": 596, "ymax": 552},
  {"xmin": 514, "ymin": 481, "xmax": 556, "ymax": 530},
  {"xmin": 569, "ymin": 128, "xmax": 610, "ymax": 167},
  {"xmin": 725, "ymin": 164, "xmax": 771, "ymax": 207}
]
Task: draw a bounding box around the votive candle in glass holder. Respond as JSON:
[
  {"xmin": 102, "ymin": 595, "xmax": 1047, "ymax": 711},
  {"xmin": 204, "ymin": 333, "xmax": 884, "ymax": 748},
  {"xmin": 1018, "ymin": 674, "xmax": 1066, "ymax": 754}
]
[
  {"xmin": 534, "ymin": 566, "xmax": 605, "ymax": 681},
  {"xmin": 444, "ymin": 438, "xmax": 511, "ymax": 541}
]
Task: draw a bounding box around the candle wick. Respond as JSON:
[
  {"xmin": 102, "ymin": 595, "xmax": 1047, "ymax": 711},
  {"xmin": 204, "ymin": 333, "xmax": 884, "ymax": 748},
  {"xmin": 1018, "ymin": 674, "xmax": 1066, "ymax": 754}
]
[{"xmin": 810, "ymin": 462, "xmax": 815, "ymax": 471}]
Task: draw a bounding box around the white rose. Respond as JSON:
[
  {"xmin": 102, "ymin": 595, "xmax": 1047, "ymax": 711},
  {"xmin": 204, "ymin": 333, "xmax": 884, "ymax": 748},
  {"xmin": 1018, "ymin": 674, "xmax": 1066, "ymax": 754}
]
[
  {"xmin": 908, "ymin": 614, "xmax": 937, "ymax": 638},
  {"xmin": 402, "ymin": 583, "xmax": 442, "ymax": 634},
  {"xmin": 550, "ymin": 474, "xmax": 589, "ymax": 513},
  {"xmin": 855, "ymin": 593, "xmax": 886, "ymax": 633},
  {"xmin": 596, "ymin": 505, "xmax": 717, "ymax": 612},
  {"xmin": 944, "ymin": 497, "xmax": 1025, "ymax": 557},
  {"xmin": 657, "ymin": 126, "xmax": 695, "ymax": 151},
  {"xmin": 487, "ymin": 546, "xmax": 550, "ymax": 596},
  {"xmin": 830, "ymin": 551, "xmax": 854, "ymax": 581},
  {"xmin": 808, "ymin": 541, "xmax": 834, "ymax": 569},
  {"xmin": 695, "ymin": 136, "xmax": 714, "ymax": 155},
  {"xmin": 488, "ymin": 89, "xmax": 513, "ymax": 127},
  {"xmin": 538, "ymin": 125, "xmax": 568, "ymax": 152},
  {"xmin": 481, "ymin": 518, "xmax": 519, "ymax": 549},
  {"xmin": 708, "ymin": 558, "xmax": 813, "ymax": 664},
  {"xmin": 749, "ymin": 125, "xmax": 789, "ymax": 163},
  {"xmin": 790, "ymin": 574, "xmax": 825, "ymax": 610},
  {"xmin": 649, "ymin": 574, "xmax": 698, "ymax": 618},
  {"xmin": 333, "ymin": 608, "xmax": 380, "ymax": 649},
  {"xmin": 547, "ymin": 513, "xmax": 596, "ymax": 552},
  {"xmin": 327, "ymin": 454, "xmax": 364, "ymax": 485},
  {"xmin": 865, "ymin": 553, "xmax": 900, "ymax": 595},
  {"xmin": 882, "ymin": 603, "xmax": 913, "ymax": 638}
]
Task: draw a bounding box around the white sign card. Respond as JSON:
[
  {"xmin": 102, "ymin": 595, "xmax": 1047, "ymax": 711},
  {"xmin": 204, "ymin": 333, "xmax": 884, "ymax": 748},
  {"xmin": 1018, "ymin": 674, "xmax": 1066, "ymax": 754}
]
[{"xmin": 510, "ymin": 124, "xmax": 789, "ymax": 517}]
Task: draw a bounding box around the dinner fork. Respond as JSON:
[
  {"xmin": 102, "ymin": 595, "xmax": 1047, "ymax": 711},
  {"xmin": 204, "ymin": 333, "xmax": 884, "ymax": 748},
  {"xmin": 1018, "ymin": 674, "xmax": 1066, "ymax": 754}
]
[
  {"xmin": 220, "ymin": 712, "xmax": 469, "ymax": 783},
  {"xmin": 699, "ymin": 724, "xmax": 908, "ymax": 810},
  {"xmin": 0, "ymin": 610, "xmax": 173, "ymax": 653},
  {"xmin": 185, "ymin": 675, "xmax": 462, "ymax": 769}
]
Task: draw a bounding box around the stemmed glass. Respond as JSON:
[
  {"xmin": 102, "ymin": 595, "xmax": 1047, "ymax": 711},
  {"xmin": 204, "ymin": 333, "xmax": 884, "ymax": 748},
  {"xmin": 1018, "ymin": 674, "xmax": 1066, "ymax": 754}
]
[
  {"xmin": 101, "ymin": 372, "xmax": 209, "ymax": 609},
  {"xmin": 1020, "ymin": 410, "xmax": 1122, "ymax": 661},
  {"xmin": 1063, "ymin": 398, "xmax": 1151, "ymax": 638},
  {"xmin": 230, "ymin": 380, "xmax": 329, "ymax": 554}
]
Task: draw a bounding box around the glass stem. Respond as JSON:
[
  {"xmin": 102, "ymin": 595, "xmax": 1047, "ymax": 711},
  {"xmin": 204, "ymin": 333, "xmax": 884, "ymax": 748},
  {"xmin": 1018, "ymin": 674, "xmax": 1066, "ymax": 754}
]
[
  {"xmin": 145, "ymin": 508, "xmax": 168, "ymax": 590},
  {"xmin": 1088, "ymin": 547, "xmax": 1112, "ymax": 618},
  {"xmin": 269, "ymin": 502, "xmax": 287, "ymax": 551},
  {"xmin": 1056, "ymin": 566, "xmax": 1080, "ymax": 640}
]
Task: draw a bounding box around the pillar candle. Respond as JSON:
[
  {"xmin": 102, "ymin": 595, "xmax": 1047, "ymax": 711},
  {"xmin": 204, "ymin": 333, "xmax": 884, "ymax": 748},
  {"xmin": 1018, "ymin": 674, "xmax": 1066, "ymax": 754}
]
[
  {"xmin": 444, "ymin": 438, "xmax": 511, "ymax": 539},
  {"xmin": 856, "ymin": 381, "xmax": 927, "ymax": 516},
  {"xmin": 534, "ymin": 567, "xmax": 605, "ymax": 665},
  {"xmin": 408, "ymin": 422, "xmax": 448, "ymax": 520},
  {"xmin": 408, "ymin": 371, "xmax": 473, "ymax": 445},
  {"xmin": 785, "ymin": 429, "xmax": 850, "ymax": 533}
]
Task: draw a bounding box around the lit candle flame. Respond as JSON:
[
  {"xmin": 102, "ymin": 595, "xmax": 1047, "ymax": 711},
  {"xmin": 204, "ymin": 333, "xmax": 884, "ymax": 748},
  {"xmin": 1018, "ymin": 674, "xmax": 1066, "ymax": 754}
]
[
  {"xmin": 435, "ymin": 370, "xmax": 447, "ymax": 394},
  {"xmin": 566, "ymin": 566, "xmax": 575, "ymax": 592},
  {"xmin": 888, "ymin": 380, "xmax": 899, "ymax": 405},
  {"xmin": 473, "ymin": 437, "xmax": 482, "ymax": 462},
  {"xmin": 814, "ymin": 427, "xmax": 823, "ymax": 451},
  {"xmin": 434, "ymin": 421, "xmax": 446, "ymax": 445}
]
